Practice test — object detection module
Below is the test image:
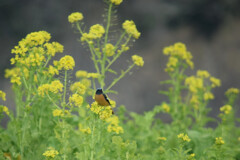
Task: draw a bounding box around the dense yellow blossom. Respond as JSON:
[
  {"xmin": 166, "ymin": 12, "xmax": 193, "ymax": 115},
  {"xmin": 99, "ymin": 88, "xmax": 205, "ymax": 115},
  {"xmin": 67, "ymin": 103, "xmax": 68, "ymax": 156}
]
[
  {"xmin": 106, "ymin": 116, "xmax": 124, "ymax": 134},
  {"xmin": 81, "ymin": 24, "xmax": 105, "ymax": 42},
  {"xmin": 103, "ymin": 43, "xmax": 115, "ymax": 57},
  {"xmin": 204, "ymin": 92, "xmax": 214, "ymax": 101},
  {"xmin": 178, "ymin": 133, "xmax": 191, "ymax": 142},
  {"xmin": 68, "ymin": 12, "xmax": 84, "ymax": 23},
  {"xmin": 76, "ymin": 70, "xmax": 88, "ymax": 78},
  {"xmin": 163, "ymin": 42, "xmax": 194, "ymax": 70},
  {"xmin": 220, "ymin": 105, "xmax": 232, "ymax": 115},
  {"xmin": 79, "ymin": 124, "xmax": 91, "ymax": 134},
  {"xmin": 111, "ymin": 0, "xmax": 123, "ymax": 5},
  {"xmin": 59, "ymin": 55, "xmax": 75, "ymax": 70},
  {"xmin": 162, "ymin": 103, "xmax": 170, "ymax": 112},
  {"xmin": 0, "ymin": 90, "xmax": 6, "ymax": 101},
  {"xmin": 90, "ymin": 102, "xmax": 113, "ymax": 120},
  {"xmin": 122, "ymin": 20, "xmax": 141, "ymax": 39},
  {"xmin": 2, "ymin": 106, "xmax": 10, "ymax": 115},
  {"xmin": 87, "ymin": 73, "xmax": 100, "ymax": 79},
  {"xmin": 38, "ymin": 80, "xmax": 63, "ymax": 96},
  {"xmin": 81, "ymin": 78, "xmax": 92, "ymax": 88},
  {"xmin": 215, "ymin": 137, "xmax": 224, "ymax": 145},
  {"xmin": 53, "ymin": 109, "xmax": 64, "ymax": 117},
  {"xmin": 24, "ymin": 31, "xmax": 51, "ymax": 47},
  {"xmin": 185, "ymin": 76, "xmax": 203, "ymax": 93},
  {"xmin": 197, "ymin": 70, "xmax": 210, "ymax": 78},
  {"xmin": 42, "ymin": 147, "xmax": 59, "ymax": 158},
  {"xmin": 69, "ymin": 94, "xmax": 83, "ymax": 107},
  {"xmin": 11, "ymin": 75, "xmax": 22, "ymax": 85},
  {"xmin": 210, "ymin": 77, "xmax": 221, "ymax": 88},
  {"xmin": 165, "ymin": 57, "xmax": 178, "ymax": 72},
  {"xmin": 225, "ymin": 88, "xmax": 239, "ymax": 96},
  {"xmin": 48, "ymin": 65, "xmax": 59, "ymax": 76},
  {"xmin": 109, "ymin": 99, "xmax": 116, "ymax": 108},
  {"xmin": 70, "ymin": 82, "xmax": 86, "ymax": 95},
  {"xmin": 132, "ymin": 55, "xmax": 144, "ymax": 67}
]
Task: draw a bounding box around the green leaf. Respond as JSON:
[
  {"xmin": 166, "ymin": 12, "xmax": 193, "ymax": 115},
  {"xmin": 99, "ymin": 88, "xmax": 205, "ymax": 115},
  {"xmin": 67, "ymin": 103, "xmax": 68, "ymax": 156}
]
[{"xmin": 107, "ymin": 69, "xmax": 118, "ymax": 75}]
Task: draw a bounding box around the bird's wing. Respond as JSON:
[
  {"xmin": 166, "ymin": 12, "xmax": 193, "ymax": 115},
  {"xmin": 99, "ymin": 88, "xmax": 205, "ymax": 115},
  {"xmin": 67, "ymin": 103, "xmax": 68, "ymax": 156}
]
[{"xmin": 103, "ymin": 93, "xmax": 111, "ymax": 105}]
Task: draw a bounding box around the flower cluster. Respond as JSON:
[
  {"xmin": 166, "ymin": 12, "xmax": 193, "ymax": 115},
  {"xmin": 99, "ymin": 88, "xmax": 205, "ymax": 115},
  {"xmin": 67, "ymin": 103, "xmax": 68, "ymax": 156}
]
[
  {"xmin": 54, "ymin": 55, "xmax": 75, "ymax": 70},
  {"xmin": 215, "ymin": 137, "xmax": 224, "ymax": 145},
  {"xmin": 163, "ymin": 42, "xmax": 193, "ymax": 72},
  {"xmin": 52, "ymin": 109, "xmax": 70, "ymax": 117},
  {"xmin": 42, "ymin": 147, "xmax": 59, "ymax": 158},
  {"xmin": 68, "ymin": 12, "xmax": 83, "ymax": 23},
  {"xmin": 81, "ymin": 24, "xmax": 105, "ymax": 42},
  {"xmin": 106, "ymin": 115, "xmax": 124, "ymax": 134},
  {"xmin": 220, "ymin": 105, "xmax": 232, "ymax": 115},
  {"xmin": 78, "ymin": 124, "xmax": 91, "ymax": 134},
  {"xmin": 185, "ymin": 70, "xmax": 220, "ymax": 110},
  {"xmin": 76, "ymin": 70, "xmax": 88, "ymax": 78},
  {"xmin": 103, "ymin": 43, "xmax": 115, "ymax": 57},
  {"xmin": 111, "ymin": 0, "xmax": 123, "ymax": 5},
  {"xmin": 162, "ymin": 103, "xmax": 170, "ymax": 113},
  {"xmin": 225, "ymin": 88, "xmax": 239, "ymax": 96},
  {"xmin": 187, "ymin": 153, "xmax": 196, "ymax": 160},
  {"xmin": 122, "ymin": 20, "xmax": 141, "ymax": 39},
  {"xmin": 132, "ymin": 55, "xmax": 144, "ymax": 67},
  {"xmin": 69, "ymin": 94, "xmax": 83, "ymax": 107},
  {"xmin": 0, "ymin": 105, "xmax": 9, "ymax": 116},
  {"xmin": 177, "ymin": 133, "xmax": 191, "ymax": 142},
  {"xmin": 70, "ymin": 82, "xmax": 87, "ymax": 95},
  {"xmin": 38, "ymin": 80, "xmax": 63, "ymax": 97},
  {"xmin": 0, "ymin": 90, "xmax": 6, "ymax": 101},
  {"xmin": 89, "ymin": 102, "xmax": 113, "ymax": 120}
]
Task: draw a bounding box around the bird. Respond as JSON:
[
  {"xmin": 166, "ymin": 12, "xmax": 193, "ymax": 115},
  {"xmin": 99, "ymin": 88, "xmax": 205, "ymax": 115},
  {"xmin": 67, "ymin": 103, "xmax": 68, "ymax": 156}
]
[{"xmin": 95, "ymin": 88, "xmax": 114, "ymax": 114}]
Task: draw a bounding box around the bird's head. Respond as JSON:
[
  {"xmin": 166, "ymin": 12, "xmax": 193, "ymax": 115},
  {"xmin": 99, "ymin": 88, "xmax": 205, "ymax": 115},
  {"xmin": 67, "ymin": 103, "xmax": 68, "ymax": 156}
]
[{"xmin": 96, "ymin": 88, "xmax": 103, "ymax": 95}]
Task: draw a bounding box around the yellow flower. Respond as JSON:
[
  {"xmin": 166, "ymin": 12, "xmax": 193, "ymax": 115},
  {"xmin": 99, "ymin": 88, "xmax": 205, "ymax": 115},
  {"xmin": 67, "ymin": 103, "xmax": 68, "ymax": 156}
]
[
  {"xmin": 70, "ymin": 82, "xmax": 86, "ymax": 95},
  {"xmin": 162, "ymin": 103, "xmax": 170, "ymax": 112},
  {"xmin": 38, "ymin": 84, "xmax": 50, "ymax": 96},
  {"xmin": 69, "ymin": 94, "xmax": 83, "ymax": 107},
  {"xmin": 215, "ymin": 137, "xmax": 224, "ymax": 145},
  {"xmin": 185, "ymin": 76, "xmax": 203, "ymax": 93},
  {"xmin": 210, "ymin": 77, "xmax": 221, "ymax": 88},
  {"xmin": 220, "ymin": 105, "xmax": 232, "ymax": 115},
  {"xmin": 111, "ymin": 0, "xmax": 123, "ymax": 5},
  {"xmin": 49, "ymin": 80, "xmax": 63, "ymax": 94},
  {"xmin": 81, "ymin": 78, "xmax": 92, "ymax": 88},
  {"xmin": 48, "ymin": 65, "xmax": 59, "ymax": 76},
  {"xmin": 24, "ymin": 31, "xmax": 51, "ymax": 47},
  {"xmin": 187, "ymin": 153, "xmax": 196, "ymax": 160},
  {"xmin": 157, "ymin": 137, "xmax": 167, "ymax": 141},
  {"xmin": 106, "ymin": 116, "xmax": 124, "ymax": 134},
  {"xmin": 204, "ymin": 92, "xmax": 214, "ymax": 101},
  {"xmin": 103, "ymin": 43, "xmax": 115, "ymax": 57},
  {"xmin": 10, "ymin": 75, "xmax": 22, "ymax": 85},
  {"xmin": 87, "ymin": 73, "xmax": 100, "ymax": 79},
  {"xmin": 42, "ymin": 147, "xmax": 59, "ymax": 158},
  {"xmin": 132, "ymin": 55, "xmax": 144, "ymax": 67},
  {"xmin": 0, "ymin": 90, "xmax": 6, "ymax": 101},
  {"xmin": 178, "ymin": 133, "xmax": 191, "ymax": 142},
  {"xmin": 109, "ymin": 99, "xmax": 116, "ymax": 108},
  {"xmin": 59, "ymin": 55, "xmax": 75, "ymax": 70},
  {"xmin": 52, "ymin": 109, "xmax": 64, "ymax": 117},
  {"xmin": 225, "ymin": 88, "xmax": 239, "ymax": 96},
  {"xmin": 122, "ymin": 20, "xmax": 141, "ymax": 39},
  {"xmin": 3, "ymin": 106, "xmax": 9, "ymax": 115},
  {"xmin": 197, "ymin": 70, "xmax": 210, "ymax": 78},
  {"xmin": 81, "ymin": 24, "xmax": 105, "ymax": 42},
  {"xmin": 79, "ymin": 124, "xmax": 91, "ymax": 134},
  {"xmin": 76, "ymin": 70, "xmax": 88, "ymax": 78},
  {"xmin": 68, "ymin": 12, "xmax": 84, "ymax": 23}
]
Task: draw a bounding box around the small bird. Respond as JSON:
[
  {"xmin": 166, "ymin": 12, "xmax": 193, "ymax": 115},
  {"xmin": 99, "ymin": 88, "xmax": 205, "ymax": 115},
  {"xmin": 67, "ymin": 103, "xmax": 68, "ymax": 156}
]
[{"xmin": 95, "ymin": 88, "xmax": 114, "ymax": 114}]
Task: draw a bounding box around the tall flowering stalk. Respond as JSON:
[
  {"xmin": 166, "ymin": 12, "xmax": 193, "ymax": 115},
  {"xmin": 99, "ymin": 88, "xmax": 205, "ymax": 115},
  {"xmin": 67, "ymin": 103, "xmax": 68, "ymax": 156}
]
[{"xmin": 68, "ymin": 0, "xmax": 143, "ymax": 94}]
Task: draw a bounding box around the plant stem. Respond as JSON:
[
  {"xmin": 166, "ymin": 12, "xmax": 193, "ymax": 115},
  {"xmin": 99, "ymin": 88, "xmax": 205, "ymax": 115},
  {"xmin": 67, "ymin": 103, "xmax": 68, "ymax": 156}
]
[
  {"xmin": 106, "ymin": 64, "xmax": 135, "ymax": 91},
  {"xmin": 63, "ymin": 70, "xmax": 67, "ymax": 106}
]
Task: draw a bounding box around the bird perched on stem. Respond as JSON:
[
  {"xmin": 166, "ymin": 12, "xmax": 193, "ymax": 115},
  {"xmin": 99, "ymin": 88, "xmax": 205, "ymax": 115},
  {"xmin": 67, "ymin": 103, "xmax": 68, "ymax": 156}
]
[{"xmin": 95, "ymin": 88, "xmax": 114, "ymax": 114}]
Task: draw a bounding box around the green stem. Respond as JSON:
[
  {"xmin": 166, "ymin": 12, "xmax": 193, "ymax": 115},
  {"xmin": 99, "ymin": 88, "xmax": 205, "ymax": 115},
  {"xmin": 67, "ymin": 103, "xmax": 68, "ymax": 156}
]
[
  {"xmin": 106, "ymin": 64, "xmax": 135, "ymax": 91},
  {"xmin": 106, "ymin": 35, "xmax": 131, "ymax": 71},
  {"xmin": 47, "ymin": 94, "xmax": 60, "ymax": 108},
  {"xmin": 63, "ymin": 70, "xmax": 67, "ymax": 105}
]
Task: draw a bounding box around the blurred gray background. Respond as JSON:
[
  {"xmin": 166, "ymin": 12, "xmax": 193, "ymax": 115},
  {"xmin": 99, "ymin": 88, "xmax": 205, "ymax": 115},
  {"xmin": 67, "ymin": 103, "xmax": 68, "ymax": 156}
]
[{"xmin": 1, "ymin": 0, "xmax": 240, "ymax": 125}]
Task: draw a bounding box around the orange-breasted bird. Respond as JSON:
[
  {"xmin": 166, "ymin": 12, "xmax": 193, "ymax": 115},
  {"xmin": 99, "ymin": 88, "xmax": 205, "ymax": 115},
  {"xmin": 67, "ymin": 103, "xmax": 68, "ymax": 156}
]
[{"xmin": 95, "ymin": 88, "xmax": 114, "ymax": 114}]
